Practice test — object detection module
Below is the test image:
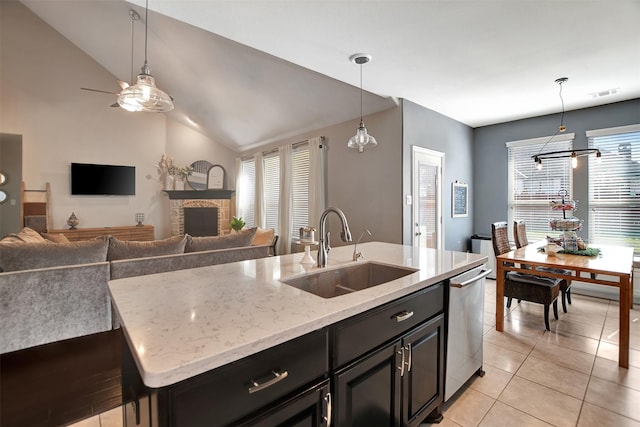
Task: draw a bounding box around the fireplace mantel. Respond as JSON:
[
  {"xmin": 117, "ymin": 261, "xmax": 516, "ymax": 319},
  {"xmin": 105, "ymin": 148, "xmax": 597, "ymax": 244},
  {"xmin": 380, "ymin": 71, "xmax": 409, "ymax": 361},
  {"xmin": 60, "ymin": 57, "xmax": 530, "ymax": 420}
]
[{"xmin": 164, "ymin": 189, "xmax": 235, "ymax": 200}]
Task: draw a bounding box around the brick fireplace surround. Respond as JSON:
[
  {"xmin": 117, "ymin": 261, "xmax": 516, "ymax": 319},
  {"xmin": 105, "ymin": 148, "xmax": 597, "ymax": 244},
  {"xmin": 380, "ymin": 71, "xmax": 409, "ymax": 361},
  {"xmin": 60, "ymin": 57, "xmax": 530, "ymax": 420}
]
[{"xmin": 169, "ymin": 199, "xmax": 231, "ymax": 237}]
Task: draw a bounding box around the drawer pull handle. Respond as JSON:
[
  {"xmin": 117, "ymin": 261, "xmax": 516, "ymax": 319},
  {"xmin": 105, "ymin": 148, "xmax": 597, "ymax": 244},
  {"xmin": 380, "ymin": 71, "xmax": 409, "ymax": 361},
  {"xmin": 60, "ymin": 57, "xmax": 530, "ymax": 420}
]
[
  {"xmin": 394, "ymin": 310, "xmax": 414, "ymax": 322},
  {"xmin": 248, "ymin": 370, "xmax": 289, "ymax": 394}
]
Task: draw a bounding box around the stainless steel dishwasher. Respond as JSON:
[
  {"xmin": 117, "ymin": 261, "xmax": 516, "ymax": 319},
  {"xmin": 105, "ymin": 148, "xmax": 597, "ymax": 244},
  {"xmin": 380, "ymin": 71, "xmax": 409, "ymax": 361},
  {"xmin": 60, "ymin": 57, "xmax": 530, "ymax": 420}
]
[{"xmin": 445, "ymin": 264, "xmax": 492, "ymax": 401}]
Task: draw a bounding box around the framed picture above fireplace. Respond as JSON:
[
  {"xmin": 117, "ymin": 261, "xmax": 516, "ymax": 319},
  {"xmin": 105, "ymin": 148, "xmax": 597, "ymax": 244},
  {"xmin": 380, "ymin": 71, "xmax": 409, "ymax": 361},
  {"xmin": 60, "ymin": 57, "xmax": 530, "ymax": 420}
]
[{"xmin": 208, "ymin": 165, "xmax": 225, "ymax": 189}]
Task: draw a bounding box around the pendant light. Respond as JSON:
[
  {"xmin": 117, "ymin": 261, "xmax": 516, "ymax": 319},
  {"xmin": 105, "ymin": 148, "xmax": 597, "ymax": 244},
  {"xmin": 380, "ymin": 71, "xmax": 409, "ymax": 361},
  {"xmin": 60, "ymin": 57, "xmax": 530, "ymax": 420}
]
[
  {"xmin": 118, "ymin": 0, "xmax": 174, "ymax": 112},
  {"xmin": 533, "ymin": 77, "xmax": 599, "ymax": 169},
  {"xmin": 347, "ymin": 54, "xmax": 377, "ymax": 153}
]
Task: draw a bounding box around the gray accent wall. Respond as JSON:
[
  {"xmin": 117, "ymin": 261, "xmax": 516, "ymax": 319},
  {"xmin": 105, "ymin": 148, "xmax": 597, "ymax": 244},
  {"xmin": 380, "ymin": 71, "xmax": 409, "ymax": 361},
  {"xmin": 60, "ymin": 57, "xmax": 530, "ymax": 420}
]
[
  {"xmin": 402, "ymin": 99, "xmax": 475, "ymax": 252},
  {"xmin": 0, "ymin": 133, "xmax": 22, "ymax": 236},
  {"xmin": 473, "ymin": 98, "xmax": 640, "ymax": 238}
]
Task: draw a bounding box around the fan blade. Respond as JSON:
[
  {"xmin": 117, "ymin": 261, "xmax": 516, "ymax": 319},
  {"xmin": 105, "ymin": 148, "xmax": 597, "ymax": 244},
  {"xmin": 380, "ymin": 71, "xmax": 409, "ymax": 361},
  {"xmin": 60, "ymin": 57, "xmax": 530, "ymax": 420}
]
[
  {"xmin": 117, "ymin": 80, "xmax": 129, "ymax": 90},
  {"xmin": 81, "ymin": 87, "xmax": 119, "ymax": 95}
]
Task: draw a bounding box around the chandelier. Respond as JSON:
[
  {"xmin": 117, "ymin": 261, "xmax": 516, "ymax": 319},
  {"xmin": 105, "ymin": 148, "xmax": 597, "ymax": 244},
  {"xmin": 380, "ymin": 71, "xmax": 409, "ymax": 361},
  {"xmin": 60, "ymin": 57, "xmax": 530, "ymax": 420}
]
[{"xmin": 532, "ymin": 77, "xmax": 600, "ymax": 169}]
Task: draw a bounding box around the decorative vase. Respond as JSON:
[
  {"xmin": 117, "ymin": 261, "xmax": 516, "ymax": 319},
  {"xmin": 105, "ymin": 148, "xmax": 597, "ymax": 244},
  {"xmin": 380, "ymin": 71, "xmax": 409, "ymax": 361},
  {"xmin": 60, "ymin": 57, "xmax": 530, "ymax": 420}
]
[
  {"xmin": 67, "ymin": 212, "xmax": 79, "ymax": 229},
  {"xmin": 174, "ymin": 178, "xmax": 185, "ymax": 191},
  {"xmin": 163, "ymin": 174, "xmax": 174, "ymax": 191}
]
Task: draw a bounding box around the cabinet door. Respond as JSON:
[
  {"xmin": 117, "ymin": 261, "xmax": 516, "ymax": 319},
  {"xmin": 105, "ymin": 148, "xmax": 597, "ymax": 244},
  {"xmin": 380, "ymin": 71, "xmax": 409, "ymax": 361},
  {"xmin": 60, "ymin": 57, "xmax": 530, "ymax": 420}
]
[
  {"xmin": 334, "ymin": 343, "xmax": 402, "ymax": 427},
  {"xmin": 401, "ymin": 314, "xmax": 444, "ymax": 427},
  {"xmin": 242, "ymin": 380, "xmax": 330, "ymax": 427}
]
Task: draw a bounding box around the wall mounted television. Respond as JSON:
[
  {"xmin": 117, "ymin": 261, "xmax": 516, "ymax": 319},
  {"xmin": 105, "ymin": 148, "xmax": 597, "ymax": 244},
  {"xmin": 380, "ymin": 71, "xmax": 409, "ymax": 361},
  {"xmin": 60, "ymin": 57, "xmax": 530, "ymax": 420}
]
[{"xmin": 71, "ymin": 163, "xmax": 135, "ymax": 196}]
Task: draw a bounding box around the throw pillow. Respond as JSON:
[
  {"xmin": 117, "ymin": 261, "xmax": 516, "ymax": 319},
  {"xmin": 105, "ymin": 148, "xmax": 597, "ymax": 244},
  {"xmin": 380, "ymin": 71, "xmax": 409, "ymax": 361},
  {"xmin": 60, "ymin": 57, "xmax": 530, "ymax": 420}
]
[
  {"xmin": 0, "ymin": 238, "xmax": 109, "ymax": 272},
  {"xmin": 252, "ymin": 228, "xmax": 275, "ymax": 246},
  {"xmin": 0, "ymin": 227, "xmax": 47, "ymax": 243},
  {"xmin": 185, "ymin": 227, "xmax": 257, "ymax": 252},
  {"xmin": 107, "ymin": 235, "xmax": 188, "ymax": 261},
  {"xmin": 42, "ymin": 232, "xmax": 71, "ymax": 243}
]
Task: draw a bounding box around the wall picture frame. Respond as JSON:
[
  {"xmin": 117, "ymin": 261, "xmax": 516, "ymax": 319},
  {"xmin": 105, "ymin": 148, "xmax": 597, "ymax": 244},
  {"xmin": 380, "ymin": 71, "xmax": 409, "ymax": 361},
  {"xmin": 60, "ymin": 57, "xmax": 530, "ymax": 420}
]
[
  {"xmin": 207, "ymin": 165, "xmax": 225, "ymax": 189},
  {"xmin": 452, "ymin": 181, "xmax": 468, "ymax": 218}
]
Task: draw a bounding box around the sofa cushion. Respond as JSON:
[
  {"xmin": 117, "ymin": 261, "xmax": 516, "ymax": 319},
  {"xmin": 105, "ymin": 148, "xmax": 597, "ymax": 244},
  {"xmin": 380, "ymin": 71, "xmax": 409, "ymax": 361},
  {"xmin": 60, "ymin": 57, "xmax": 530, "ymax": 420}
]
[
  {"xmin": 0, "ymin": 227, "xmax": 47, "ymax": 243},
  {"xmin": 252, "ymin": 227, "xmax": 275, "ymax": 246},
  {"xmin": 0, "ymin": 237, "xmax": 109, "ymax": 272},
  {"xmin": 185, "ymin": 227, "xmax": 257, "ymax": 252},
  {"xmin": 42, "ymin": 232, "xmax": 71, "ymax": 243},
  {"xmin": 107, "ymin": 235, "xmax": 188, "ymax": 261}
]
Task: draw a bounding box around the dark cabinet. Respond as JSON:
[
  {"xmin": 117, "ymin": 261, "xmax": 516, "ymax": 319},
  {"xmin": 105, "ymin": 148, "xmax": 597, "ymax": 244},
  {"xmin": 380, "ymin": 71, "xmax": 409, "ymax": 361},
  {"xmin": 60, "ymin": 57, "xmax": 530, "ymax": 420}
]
[
  {"xmin": 401, "ymin": 315, "xmax": 444, "ymax": 427},
  {"xmin": 334, "ymin": 342, "xmax": 402, "ymax": 426},
  {"xmin": 332, "ymin": 283, "xmax": 445, "ymax": 427},
  {"xmin": 122, "ymin": 329, "xmax": 328, "ymax": 427},
  {"xmin": 241, "ymin": 380, "xmax": 331, "ymax": 427}
]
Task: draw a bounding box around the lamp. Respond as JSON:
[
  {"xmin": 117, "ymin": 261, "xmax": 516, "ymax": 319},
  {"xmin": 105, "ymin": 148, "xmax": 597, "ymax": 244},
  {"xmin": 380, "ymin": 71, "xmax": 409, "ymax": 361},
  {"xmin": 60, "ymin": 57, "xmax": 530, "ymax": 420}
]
[
  {"xmin": 347, "ymin": 54, "xmax": 377, "ymax": 153},
  {"xmin": 532, "ymin": 77, "xmax": 599, "ymax": 169},
  {"xmin": 118, "ymin": 0, "xmax": 173, "ymax": 112}
]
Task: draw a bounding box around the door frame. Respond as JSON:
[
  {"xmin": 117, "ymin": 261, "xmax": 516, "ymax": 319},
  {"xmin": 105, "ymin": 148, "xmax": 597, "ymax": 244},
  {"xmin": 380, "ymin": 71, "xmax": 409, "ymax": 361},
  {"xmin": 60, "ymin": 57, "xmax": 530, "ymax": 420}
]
[{"xmin": 411, "ymin": 146, "xmax": 444, "ymax": 249}]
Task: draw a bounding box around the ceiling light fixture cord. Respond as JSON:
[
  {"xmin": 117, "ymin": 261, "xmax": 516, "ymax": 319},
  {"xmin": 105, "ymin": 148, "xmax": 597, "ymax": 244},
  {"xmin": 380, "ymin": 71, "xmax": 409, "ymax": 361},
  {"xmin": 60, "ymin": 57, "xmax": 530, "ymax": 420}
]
[
  {"xmin": 359, "ymin": 63, "xmax": 363, "ymax": 122},
  {"xmin": 144, "ymin": 0, "xmax": 149, "ymax": 69},
  {"xmin": 536, "ymin": 78, "xmax": 567, "ymax": 156}
]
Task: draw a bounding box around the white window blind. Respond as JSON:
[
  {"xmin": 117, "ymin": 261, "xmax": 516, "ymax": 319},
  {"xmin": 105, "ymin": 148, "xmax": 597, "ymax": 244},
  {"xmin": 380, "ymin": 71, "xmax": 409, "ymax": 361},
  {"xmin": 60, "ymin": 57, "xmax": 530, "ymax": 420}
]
[
  {"xmin": 507, "ymin": 136, "xmax": 573, "ymax": 242},
  {"xmin": 263, "ymin": 153, "xmax": 280, "ymax": 234},
  {"xmin": 239, "ymin": 157, "xmax": 256, "ymax": 227},
  {"xmin": 588, "ymin": 126, "xmax": 640, "ymax": 253},
  {"xmin": 291, "ymin": 143, "xmax": 310, "ymax": 241}
]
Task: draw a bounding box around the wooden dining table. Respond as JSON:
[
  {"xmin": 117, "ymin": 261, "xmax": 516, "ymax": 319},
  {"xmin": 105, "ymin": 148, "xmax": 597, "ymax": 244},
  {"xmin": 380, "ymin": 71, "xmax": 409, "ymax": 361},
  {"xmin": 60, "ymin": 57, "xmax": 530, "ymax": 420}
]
[{"xmin": 496, "ymin": 240, "xmax": 635, "ymax": 368}]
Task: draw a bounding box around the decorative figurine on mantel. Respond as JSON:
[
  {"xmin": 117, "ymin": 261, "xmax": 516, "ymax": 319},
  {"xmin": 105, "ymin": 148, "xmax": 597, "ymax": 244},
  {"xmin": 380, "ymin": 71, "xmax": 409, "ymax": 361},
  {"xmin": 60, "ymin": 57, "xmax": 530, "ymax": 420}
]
[{"xmin": 67, "ymin": 212, "xmax": 79, "ymax": 229}]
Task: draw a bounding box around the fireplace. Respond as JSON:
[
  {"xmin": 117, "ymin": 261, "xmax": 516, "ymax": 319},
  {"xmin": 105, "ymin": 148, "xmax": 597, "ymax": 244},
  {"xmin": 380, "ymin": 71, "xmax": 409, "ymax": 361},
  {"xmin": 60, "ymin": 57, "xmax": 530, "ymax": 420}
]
[
  {"xmin": 184, "ymin": 207, "xmax": 219, "ymax": 237},
  {"xmin": 169, "ymin": 199, "xmax": 230, "ymax": 237}
]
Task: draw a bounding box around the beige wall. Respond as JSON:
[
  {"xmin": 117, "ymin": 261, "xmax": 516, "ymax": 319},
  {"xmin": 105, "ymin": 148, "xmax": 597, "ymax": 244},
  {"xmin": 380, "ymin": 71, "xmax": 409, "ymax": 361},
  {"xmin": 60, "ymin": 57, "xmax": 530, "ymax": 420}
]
[{"xmin": 0, "ymin": 1, "xmax": 237, "ymax": 238}]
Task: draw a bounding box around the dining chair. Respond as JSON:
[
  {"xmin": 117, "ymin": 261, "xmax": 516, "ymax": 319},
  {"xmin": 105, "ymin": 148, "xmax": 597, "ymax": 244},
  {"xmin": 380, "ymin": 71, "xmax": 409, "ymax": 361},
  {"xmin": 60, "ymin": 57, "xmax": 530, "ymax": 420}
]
[
  {"xmin": 513, "ymin": 220, "xmax": 573, "ymax": 313},
  {"xmin": 492, "ymin": 222, "xmax": 560, "ymax": 330}
]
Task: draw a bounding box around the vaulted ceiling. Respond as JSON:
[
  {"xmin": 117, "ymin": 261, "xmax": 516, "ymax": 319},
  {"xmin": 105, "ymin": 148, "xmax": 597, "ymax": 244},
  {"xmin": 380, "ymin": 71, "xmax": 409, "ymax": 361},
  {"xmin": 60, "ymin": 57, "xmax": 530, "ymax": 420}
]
[{"xmin": 20, "ymin": 0, "xmax": 640, "ymax": 152}]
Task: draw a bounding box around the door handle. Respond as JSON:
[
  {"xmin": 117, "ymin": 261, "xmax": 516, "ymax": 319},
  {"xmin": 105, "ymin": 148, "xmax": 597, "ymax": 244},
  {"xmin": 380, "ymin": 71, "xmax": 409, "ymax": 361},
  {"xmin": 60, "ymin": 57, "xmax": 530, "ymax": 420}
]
[
  {"xmin": 323, "ymin": 392, "xmax": 332, "ymax": 427},
  {"xmin": 248, "ymin": 370, "xmax": 288, "ymax": 394},
  {"xmin": 397, "ymin": 347, "xmax": 405, "ymax": 376},
  {"xmin": 405, "ymin": 343, "xmax": 412, "ymax": 372}
]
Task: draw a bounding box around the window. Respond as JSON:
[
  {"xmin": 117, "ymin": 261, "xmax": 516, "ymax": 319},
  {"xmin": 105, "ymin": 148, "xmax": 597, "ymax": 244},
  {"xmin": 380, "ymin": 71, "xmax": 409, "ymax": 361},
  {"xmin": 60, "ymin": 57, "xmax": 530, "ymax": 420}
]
[
  {"xmin": 262, "ymin": 152, "xmax": 280, "ymax": 233},
  {"xmin": 238, "ymin": 157, "xmax": 256, "ymax": 227},
  {"xmin": 291, "ymin": 143, "xmax": 310, "ymax": 241},
  {"xmin": 588, "ymin": 125, "xmax": 640, "ymax": 253},
  {"xmin": 237, "ymin": 138, "xmax": 321, "ymax": 254},
  {"xmin": 507, "ymin": 135, "xmax": 574, "ymax": 242}
]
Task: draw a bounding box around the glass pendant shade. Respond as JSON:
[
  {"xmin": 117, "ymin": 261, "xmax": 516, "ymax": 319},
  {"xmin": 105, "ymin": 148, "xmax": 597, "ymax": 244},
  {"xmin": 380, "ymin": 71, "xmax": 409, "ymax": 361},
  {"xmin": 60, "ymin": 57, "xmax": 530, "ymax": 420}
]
[
  {"xmin": 117, "ymin": 63, "xmax": 173, "ymax": 112},
  {"xmin": 348, "ymin": 121, "xmax": 378, "ymax": 152}
]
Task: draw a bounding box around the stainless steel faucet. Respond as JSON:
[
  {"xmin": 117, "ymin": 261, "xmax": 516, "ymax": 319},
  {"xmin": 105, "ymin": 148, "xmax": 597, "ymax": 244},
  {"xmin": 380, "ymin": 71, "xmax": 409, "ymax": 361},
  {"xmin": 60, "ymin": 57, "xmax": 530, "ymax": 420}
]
[
  {"xmin": 317, "ymin": 207, "xmax": 352, "ymax": 267},
  {"xmin": 353, "ymin": 229, "xmax": 371, "ymax": 262}
]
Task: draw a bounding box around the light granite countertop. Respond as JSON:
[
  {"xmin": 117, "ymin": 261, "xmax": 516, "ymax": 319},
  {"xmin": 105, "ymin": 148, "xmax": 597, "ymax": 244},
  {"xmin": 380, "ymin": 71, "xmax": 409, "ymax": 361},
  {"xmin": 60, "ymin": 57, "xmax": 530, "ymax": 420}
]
[{"xmin": 109, "ymin": 242, "xmax": 487, "ymax": 388}]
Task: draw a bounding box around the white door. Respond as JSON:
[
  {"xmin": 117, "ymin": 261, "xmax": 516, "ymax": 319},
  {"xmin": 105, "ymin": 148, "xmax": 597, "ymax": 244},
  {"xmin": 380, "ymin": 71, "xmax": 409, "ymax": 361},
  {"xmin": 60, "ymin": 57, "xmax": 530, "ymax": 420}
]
[{"xmin": 412, "ymin": 147, "xmax": 444, "ymax": 249}]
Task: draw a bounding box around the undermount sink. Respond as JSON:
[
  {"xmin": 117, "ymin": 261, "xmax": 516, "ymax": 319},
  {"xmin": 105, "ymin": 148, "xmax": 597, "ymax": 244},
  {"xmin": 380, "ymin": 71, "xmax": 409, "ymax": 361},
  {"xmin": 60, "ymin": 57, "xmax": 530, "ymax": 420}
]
[{"xmin": 282, "ymin": 262, "xmax": 418, "ymax": 299}]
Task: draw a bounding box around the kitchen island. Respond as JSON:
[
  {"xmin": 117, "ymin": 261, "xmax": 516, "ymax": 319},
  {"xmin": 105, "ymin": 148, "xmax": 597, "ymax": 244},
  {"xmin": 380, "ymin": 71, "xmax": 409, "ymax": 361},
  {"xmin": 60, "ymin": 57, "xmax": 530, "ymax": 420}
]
[{"xmin": 109, "ymin": 242, "xmax": 487, "ymax": 426}]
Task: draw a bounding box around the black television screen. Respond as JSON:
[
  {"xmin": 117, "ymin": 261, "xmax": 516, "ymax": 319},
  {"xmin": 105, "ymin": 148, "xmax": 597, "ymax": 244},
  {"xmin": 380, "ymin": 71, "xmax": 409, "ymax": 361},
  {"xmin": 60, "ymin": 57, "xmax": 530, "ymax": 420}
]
[{"xmin": 71, "ymin": 163, "xmax": 135, "ymax": 196}]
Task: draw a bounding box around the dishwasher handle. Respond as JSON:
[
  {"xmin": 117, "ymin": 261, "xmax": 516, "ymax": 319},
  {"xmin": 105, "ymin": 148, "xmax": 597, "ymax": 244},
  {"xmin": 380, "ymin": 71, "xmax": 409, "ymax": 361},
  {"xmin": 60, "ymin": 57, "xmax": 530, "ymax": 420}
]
[{"xmin": 450, "ymin": 269, "xmax": 492, "ymax": 288}]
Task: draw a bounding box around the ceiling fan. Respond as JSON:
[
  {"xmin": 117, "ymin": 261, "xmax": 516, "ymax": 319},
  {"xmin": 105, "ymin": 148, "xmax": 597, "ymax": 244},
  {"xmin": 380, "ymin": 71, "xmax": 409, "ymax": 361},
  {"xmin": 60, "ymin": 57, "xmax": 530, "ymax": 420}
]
[{"xmin": 80, "ymin": 9, "xmax": 140, "ymax": 108}]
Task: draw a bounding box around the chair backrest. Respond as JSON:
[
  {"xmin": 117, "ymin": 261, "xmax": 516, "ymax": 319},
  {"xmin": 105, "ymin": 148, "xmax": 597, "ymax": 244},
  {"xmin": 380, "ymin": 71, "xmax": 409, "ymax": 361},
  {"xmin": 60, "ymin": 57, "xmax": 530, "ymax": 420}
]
[
  {"xmin": 514, "ymin": 220, "xmax": 529, "ymax": 249},
  {"xmin": 491, "ymin": 222, "xmax": 511, "ymax": 256}
]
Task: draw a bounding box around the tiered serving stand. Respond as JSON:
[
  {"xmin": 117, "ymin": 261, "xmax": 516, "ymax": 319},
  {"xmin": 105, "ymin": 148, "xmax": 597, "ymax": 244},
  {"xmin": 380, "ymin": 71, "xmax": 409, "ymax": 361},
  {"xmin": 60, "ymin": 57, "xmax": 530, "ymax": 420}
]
[{"xmin": 549, "ymin": 190, "xmax": 583, "ymax": 251}]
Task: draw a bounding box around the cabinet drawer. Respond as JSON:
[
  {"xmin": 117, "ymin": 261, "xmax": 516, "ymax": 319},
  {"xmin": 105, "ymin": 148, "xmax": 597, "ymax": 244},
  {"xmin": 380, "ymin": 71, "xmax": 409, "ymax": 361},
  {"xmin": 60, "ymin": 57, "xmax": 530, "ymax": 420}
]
[
  {"xmin": 332, "ymin": 283, "xmax": 443, "ymax": 368},
  {"xmin": 167, "ymin": 329, "xmax": 328, "ymax": 427}
]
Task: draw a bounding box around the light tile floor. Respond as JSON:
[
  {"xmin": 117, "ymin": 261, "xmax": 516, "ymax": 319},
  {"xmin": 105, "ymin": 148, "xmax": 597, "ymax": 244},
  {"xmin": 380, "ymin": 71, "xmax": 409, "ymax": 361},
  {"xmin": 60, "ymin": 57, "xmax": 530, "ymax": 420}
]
[
  {"xmin": 441, "ymin": 279, "xmax": 640, "ymax": 427},
  {"xmin": 71, "ymin": 279, "xmax": 640, "ymax": 427}
]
